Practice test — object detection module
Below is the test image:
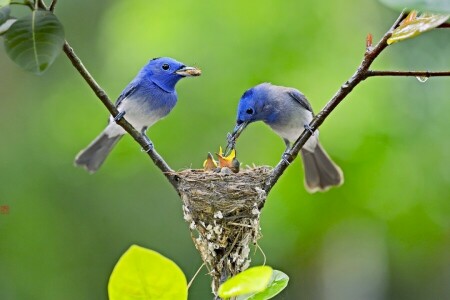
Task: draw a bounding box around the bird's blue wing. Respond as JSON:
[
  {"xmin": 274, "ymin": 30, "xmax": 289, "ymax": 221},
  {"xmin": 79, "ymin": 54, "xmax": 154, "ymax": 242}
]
[
  {"xmin": 115, "ymin": 82, "xmax": 138, "ymax": 108},
  {"xmin": 287, "ymin": 89, "xmax": 313, "ymax": 113},
  {"xmin": 105, "ymin": 82, "xmax": 139, "ymax": 124}
]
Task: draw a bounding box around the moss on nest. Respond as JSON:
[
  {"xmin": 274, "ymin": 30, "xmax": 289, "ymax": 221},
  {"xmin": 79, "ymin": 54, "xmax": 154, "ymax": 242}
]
[{"xmin": 173, "ymin": 166, "xmax": 272, "ymax": 293}]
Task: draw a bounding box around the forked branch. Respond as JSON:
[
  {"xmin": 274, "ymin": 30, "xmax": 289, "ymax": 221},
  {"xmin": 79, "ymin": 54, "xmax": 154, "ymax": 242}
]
[
  {"xmin": 264, "ymin": 12, "xmax": 409, "ymax": 194},
  {"xmin": 30, "ymin": 4, "xmax": 450, "ymax": 299}
]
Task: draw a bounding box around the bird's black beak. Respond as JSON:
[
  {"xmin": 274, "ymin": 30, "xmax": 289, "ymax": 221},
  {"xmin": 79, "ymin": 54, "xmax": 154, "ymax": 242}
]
[
  {"xmin": 175, "ymin": 65, "xmax": 202, "ymax": 77},
  {"xmin": 232, "ymin": 121, "xmax": 248, "ymax": 140},
  {"xmin": 225, "ymin": 121, "xmax": 248, "ymax": 155}
]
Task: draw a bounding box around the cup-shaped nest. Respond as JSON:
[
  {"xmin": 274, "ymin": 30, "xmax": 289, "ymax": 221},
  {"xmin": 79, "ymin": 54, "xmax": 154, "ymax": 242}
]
[{"xmin": 174, "ymin": 166, "xmax": 272, "ymax": 293}]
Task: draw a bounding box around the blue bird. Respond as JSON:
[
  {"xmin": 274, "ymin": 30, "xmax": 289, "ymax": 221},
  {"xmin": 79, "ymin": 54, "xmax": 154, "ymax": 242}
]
[
  {"xmin": 228, "ymin": 83, "xmax": 343, "ymax": 192},
  {"xmin": 75, "ymin": 57, "xmax": 201, "ymax": 173}
]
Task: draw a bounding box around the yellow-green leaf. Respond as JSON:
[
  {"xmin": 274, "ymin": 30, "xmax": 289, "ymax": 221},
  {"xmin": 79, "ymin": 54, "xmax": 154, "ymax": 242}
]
[
  {"xmin": 218, "ymin": 266, "xmax": 273, "ymax": 298},
  {"xmin": 239, "ymin": 270, "xmax": 289, "ymax": 300},
  {"xmin": 388, "ymin": 11, "xmax": 449, "ymax": 44},
  {"xmin": 108, "ymin": 245, "xmax": 187, "ymax": 300},
  {"xmin": 4, "ymin": 10, "xmax": 65, "ymax": 74}
]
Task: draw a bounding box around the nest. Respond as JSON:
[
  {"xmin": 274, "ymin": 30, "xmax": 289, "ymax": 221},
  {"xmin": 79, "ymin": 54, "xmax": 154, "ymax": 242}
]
[{"xmin": 174, "ymin": 166, "xmax": 272, "ymax": 294}]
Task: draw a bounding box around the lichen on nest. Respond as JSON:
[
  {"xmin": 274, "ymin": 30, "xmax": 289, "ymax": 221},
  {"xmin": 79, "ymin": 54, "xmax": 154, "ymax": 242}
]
[{"xmin": 172, "ymin": 166, "xmax": 272, "ymax": 293}]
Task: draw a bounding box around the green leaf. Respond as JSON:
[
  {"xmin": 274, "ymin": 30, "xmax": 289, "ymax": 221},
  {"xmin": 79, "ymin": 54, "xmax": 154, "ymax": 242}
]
[
  {"xmin": 0, "ymin": 6, "xmax": 10, "ymax": 25},
  {"xmin": 4, "ymin": 10, "xmax": 65, "ymax": 74},
  {"xmin": 0, "ymin": 0, "xmax": 10, "ymax": 9},
  {"xmin": 238, "ymin": 270, "xmax": 289, "ymax": 300},
  {"xmin": 108, "ymin": 245, "xmax": 187, "ymax": 300},
  {"xmin": 379, "ymin": 0, "xmax": 450, "ymax": 14},
  {"xmin": 387, "ymin": 11, "xmax": 449, "ymax": 44},
  {"xmin": 218, "ymin": 266, "xmax": 273, "ymax": 299}
]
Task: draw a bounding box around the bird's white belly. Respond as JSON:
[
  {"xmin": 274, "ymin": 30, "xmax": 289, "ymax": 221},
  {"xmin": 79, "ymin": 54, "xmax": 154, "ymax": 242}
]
[
  {"xmin": 270, "ymin": 113, "xmax": 318, "ymax": 152},
  {"xmin": 104, "ymin": 98, "xmax": 166, "ymax": 137}
]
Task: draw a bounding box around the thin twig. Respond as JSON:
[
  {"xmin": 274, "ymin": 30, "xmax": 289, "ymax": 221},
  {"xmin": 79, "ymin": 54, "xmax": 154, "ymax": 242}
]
[
  {"xmin": 365, "ymin": 70, "xmax": 450, "ymax": 78},
  {"xmin": 263, "ymin": 11, "xmax": 409, "ymax": 196},
  {"xmin": 62, "ymin": 42, "xmax": 180, "ymax": 191},
  {"xmin": 49, "ymin": 0, "xmax": 58, "ymax": 11},
  {"xmin": 228, "ymin": 222, "xmax": 253, "ymax": 228},
  {"xmin": 187, "ymin": 262, "xmax": 206, "ymax": 290},
  {"xmin": 255, "ymin": 242, "xmax": 267, "ymax": 266},
  {"xmin": 36, "ymin": 0, "xmax": 46, "ymax": 9}
]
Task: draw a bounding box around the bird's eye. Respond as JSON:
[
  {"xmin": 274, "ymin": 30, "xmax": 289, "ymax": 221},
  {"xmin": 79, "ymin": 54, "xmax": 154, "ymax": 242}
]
[
  {"xmin": 162, "ymin": 64, "xmax": 170, "ymax": 70},
  {"xmin": 246, "ymin": 108, "xmax": 254, "ymax": 114}
]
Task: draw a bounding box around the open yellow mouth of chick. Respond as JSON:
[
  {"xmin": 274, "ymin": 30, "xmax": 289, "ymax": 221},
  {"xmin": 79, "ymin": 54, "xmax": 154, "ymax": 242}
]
[{"xmin": 203, "ymin": 147, "xmax": 240, "ymax": 173}]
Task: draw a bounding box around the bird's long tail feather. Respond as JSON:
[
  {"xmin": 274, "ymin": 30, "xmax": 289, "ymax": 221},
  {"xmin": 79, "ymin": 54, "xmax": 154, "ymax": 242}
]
[
  {"xmin": 74, "ymin": 132, "xmax": 122, "ymax": 173},
  {"xmin": 300, "ymin": 143, "xmax": 343, "ymax": 193}
]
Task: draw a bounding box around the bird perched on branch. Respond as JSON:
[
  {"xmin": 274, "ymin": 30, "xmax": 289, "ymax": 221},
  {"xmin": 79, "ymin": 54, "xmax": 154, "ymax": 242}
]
[
  {"xmin": 75, "ymin": 57, "xmax": 201, "ymax": 173},
  {"xmin": 227, "ymin": 83, "xmax": 343, "ymax": 192}
]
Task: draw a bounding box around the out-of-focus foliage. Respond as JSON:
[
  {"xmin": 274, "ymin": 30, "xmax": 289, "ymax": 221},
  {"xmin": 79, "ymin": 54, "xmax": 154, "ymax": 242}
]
[
  {"xmin": 0, "ymin": 0, "xmax": 10, "ymax": 9},
  {"xmin": 108, "ymin": 245, "xmax": 187, "ymax": 300},
  {"xmin": 0, "ymin": 1, "xmax": 449, "ymax": 300},
  {"xmin": 380, "ymin": 0, "xmax": 450, "ymax": 13},
  {"xmin": 388, "ymin": 11, "xmax": 449, "ymax": 44}
]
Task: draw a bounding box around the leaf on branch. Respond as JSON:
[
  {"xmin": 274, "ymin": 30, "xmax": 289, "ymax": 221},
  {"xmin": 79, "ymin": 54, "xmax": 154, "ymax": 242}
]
[
  {"xmin": 401, "ymin": 10, "xmax": 418, "ymax": 25},
  {"xmin": 379, "ymin": 0, "xmax": 450, "ymax": 14},
  {"xmin": 387, "ymin": 11, "xmax": 450, "ymax": 44},
  {"xmin": 0, "ymin": 6, "xmax": 10, "ymax": 25},
  {"xmin": 218, "ymin": 266, "xmax": 273, "ymax": 298},
  {"xmin": 4, "ymin": 10, "xmax": 65, "ymax": 74},
  {"xmin": 0, "ymin": 0, "xmax": 10, "ymax": 9},
  {"xmin": 108, "ymin": 245, "xmax": 188, "ymax": 300},
  {"xmin": 237, "ymin": 270, "xmax": 289, "ymax": 300}
]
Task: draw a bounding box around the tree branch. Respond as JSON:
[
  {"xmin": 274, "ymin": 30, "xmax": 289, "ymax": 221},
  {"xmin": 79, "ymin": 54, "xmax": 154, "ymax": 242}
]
[
  {"xmin": 27, "ymin": 3, "xmax": 450, "ymax": 298},
  {"xmin": 35, "ymin": 0, "xmax": 179, "ymax": 191},
  {"xmin": 365, "ymin": 70, "xmax": 450, "ymax": 78},
  {"xmin": 263, "ymin": 11, "xmax": 409, "ymax": 195},
  {"xmin": 62, "ymin": 42, "xmax": 180, "ymax": 192}
]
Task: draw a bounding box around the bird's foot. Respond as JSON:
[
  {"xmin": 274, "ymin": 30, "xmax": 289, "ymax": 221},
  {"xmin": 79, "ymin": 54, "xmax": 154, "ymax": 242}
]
[
  {"xmin": 304, "ymin": 124, "xmax": 315, "ymax": 135},
  {"xmin": 281, "ymin": 151, "xmax": 292, "ymax": 165},
  {"xmin": 140, "ymin": 134, "xmax": 154, "ymax": 153},
  {"xmin": 114, "ymin": 111, "xmax": 126, "ymax": 122},
  {"xmin": 141, "ymin": 142, "xmax": 154, "ymax": 153}
]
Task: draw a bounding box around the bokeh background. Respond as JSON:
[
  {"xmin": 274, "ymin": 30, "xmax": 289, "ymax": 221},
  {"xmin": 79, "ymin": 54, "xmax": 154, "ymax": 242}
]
[{"xmin": 1, "ymin": 1, "xmax": 450, "ymax": 299}]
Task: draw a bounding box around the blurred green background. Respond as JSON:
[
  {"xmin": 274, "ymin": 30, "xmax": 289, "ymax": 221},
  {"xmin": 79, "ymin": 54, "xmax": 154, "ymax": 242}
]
[{"xmin": 1, "ymin": 1, "xmax": 449, "ymax": 299}]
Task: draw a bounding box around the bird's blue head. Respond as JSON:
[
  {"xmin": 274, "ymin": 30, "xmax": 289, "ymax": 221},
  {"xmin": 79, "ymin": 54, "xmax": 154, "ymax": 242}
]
[
  {"xmin": 236, "ymin": 87, "xmax": 265, "ymax": 125},
  {"xmin": 226, "ymin": 84, "xmax": 272, "ymax": 152},
  {"xmin": 141, "ymin": 57, "xmax": 201, "ymax": 92}
]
